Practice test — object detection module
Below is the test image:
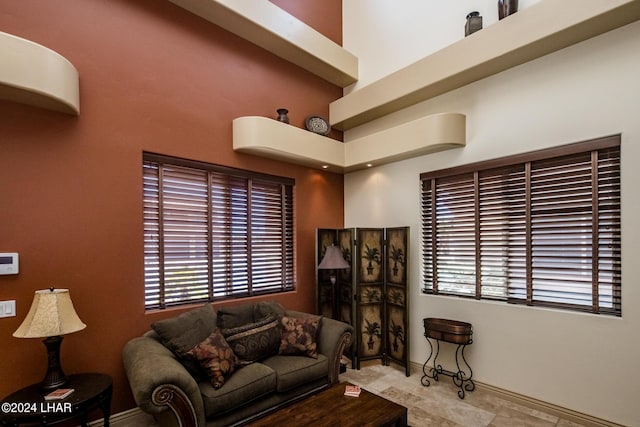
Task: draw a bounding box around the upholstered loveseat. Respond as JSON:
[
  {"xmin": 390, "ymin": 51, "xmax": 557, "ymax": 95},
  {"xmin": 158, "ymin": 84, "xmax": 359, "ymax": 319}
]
[{"xmin": 122, "ymin": 301, "xmax": 353, "ymax": 427}]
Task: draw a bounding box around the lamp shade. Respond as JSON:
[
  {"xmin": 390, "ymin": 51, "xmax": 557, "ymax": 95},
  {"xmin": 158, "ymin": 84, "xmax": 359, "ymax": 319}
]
[
  {"xmin": 318, "ymin": 245, "xmax": 350, "ymax": 270},
  {"xmin": 13, "ymin": 288, "xmax": 86, "ymax": 338}
]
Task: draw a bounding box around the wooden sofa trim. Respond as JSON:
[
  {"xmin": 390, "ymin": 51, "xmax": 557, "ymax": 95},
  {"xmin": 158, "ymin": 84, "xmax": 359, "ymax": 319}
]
[
  {"xmin": 152, "ymin": 384, "xmax": 198, "ymax": 427},
  {"xmin": 329, "ymin": 331, "xmax": 352, "ymax": 385}
]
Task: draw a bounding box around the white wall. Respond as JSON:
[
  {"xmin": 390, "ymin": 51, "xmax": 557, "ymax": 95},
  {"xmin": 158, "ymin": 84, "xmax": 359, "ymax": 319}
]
[
  {"xmin": 343, "ymin": 3, "xmax": 640, "ymax": 425},
  {"xmin": 343, "ymin": 0, "xmax": 540, "ymax": 92}
]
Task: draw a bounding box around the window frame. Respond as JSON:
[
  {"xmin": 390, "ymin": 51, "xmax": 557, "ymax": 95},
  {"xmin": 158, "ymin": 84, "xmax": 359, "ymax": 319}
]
[
  {"xmin": 143, "ymin": 152, "xmax": 295, "ymax": 310},
  {"xmin": 420, "ymin": 135, "xmax": 621, "ymax": 316}
]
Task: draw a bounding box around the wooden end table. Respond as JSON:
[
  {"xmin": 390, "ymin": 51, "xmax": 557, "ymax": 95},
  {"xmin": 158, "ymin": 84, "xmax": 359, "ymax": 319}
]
[{"xmin": 0, "ymin": 373, "xmax": 112, "ymax": 426}]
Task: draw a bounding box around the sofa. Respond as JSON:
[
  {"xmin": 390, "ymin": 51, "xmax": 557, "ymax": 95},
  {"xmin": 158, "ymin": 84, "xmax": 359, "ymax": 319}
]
[{"xmin": 122, "ymin": 301, "xmax": 353, "ymax": 427}]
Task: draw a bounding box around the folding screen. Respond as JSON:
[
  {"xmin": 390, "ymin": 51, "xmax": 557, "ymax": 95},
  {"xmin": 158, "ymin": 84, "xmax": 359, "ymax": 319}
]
[{"xmin": 316, "ymin": 227, "xmax": 410, "ymax": 376}]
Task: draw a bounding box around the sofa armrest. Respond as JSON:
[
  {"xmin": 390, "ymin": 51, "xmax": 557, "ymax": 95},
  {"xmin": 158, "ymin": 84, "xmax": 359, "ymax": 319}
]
[
  {"xmin": 285, "ymin": 311, "xmax": 353, "ymax": 385},
  {"xmin": 122, "ymin": 335, "xmax": 205, "ymax": 427}
]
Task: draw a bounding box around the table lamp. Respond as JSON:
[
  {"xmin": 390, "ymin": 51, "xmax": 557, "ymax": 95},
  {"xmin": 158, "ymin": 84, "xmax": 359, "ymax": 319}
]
[
  {"xmin": 318, "ymin": 244, "xmax": 350, "ymax": 284},
  {"xmin": 13, "ymin": 288, "xmax": 86, "ymax": 390}
]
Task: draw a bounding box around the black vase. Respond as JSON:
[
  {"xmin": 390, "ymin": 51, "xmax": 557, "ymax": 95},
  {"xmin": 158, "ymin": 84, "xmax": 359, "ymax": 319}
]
[
  {"xmin": 276, "ymin": 108, "xmax": 289, "ymax": 124},
  {"xmin": 465, "ymin": 11, "xmax": 482, "ymax": 37},
  {"xmin": 498, "ymin": 0, "xmax": 518, "ymax": 20}
]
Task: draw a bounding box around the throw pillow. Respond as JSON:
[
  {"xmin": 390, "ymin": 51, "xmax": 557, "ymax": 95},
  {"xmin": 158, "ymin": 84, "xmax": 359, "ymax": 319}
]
[
  {"xmin": 222, "ymin": 315, "xmax": 281, "ymax": 364},
  {"xmin": 186, "ymin": 328, "xmax": 239, "ymax": 389},
  {"xmin": 151, "ymin": 304, "xmax": 217, "ymax": 377},
  {"xmin": 279, "ymin": 315, "xmax": 321, "ymax": 358}
]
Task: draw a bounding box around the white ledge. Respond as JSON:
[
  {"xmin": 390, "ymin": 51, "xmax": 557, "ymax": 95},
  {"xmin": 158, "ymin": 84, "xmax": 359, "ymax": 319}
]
[
  {"xmin": 168, "ymin": 0, "xmax": 358, "ymax": 87},
  {"xmin": 233, "ymin": 114, "xmax": 465, "ymax": 173},
  {"xmin": 233, "ymin": 116, "xmax": 345, "ymax": 170},
  {"xmin": 0, "ymin": 31, "xmax": 79, "ymax": 115},
  {"xmin": 343, "ymin": 113, "xmax": 466, "ymax": 171},
  {"xmin": 330, "ymin": 0, "xmax": 640, "ymax": 130}
]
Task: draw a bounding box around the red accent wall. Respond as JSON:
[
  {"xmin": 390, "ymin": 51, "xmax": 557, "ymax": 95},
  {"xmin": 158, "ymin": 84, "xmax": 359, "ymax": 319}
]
[{"xmin": 0, "ymin": 0, "xmax": 344, "ymax": 415}]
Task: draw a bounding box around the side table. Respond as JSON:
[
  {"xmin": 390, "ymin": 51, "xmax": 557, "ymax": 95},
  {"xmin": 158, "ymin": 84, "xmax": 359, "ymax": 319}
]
[
  {"xmin": 420, "ymin": 318, "xmax": 475, "ymax": 399},
  {"xmin": 0, "ymin": 373, "xmax": 112, "ymax": 426}
]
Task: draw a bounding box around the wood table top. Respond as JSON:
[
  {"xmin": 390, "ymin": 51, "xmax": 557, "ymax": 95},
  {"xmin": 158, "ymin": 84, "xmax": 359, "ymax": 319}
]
[{"xmin": 245, "ymin": 382, "xmax": 407, "ymax": 427}]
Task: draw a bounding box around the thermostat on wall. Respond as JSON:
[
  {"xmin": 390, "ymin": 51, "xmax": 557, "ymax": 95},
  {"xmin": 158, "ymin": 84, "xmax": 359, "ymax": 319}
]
[{"xmin": 0, "ymin": 253, "xmax": 19, "ymax": 275}]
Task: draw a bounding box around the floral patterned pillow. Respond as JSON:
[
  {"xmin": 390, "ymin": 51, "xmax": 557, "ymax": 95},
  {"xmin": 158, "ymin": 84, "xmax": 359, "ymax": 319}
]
[
  {"xmin": 186, "ymin": 329, "xmax": 239, "ymax": 389},
  {"xmin": 278, "ymin": 315, "xmax": 320, "ymax": 358}
]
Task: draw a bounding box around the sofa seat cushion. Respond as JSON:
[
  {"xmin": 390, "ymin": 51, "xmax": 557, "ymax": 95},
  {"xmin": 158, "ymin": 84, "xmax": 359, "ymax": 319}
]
[
  {"xmin": 199, "ymin": 362, "xmax": 276, "ymax": 417},
  {"xmin": 261, "ymin": 354, "xmax": 328, "ymax": 392}
]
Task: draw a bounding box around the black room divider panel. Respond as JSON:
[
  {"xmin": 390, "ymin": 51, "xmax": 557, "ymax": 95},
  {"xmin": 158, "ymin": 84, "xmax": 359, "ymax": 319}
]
[{"xmin": 316, "ymin": 227, "xmax": 410, "ymax": 376}]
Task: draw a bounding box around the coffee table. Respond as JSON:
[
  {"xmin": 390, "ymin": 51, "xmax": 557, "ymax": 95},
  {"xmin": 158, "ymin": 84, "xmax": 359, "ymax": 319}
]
[{"xmin": 245, "ymin": 383, "xmax": 408, "ymax": 426}]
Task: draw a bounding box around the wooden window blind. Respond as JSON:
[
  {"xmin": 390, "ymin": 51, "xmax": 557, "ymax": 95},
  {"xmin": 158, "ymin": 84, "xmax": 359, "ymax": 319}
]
[
  {"xmin": 143, "ymin": 153, "xmax": 295, "ymax": 310},
  {"xmin": 420, "ymin": 135, "xmax": 621, "ymax": 316}
]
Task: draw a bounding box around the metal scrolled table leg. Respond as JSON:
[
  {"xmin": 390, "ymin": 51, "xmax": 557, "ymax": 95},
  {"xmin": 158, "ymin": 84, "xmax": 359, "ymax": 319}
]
[
  {"xmin": 421, "ymin": 337, "xmax": 441, "ymax": 386},
  {"xmin": 452, "ymin": 343, "xmax": 475, "ymax": 399}
]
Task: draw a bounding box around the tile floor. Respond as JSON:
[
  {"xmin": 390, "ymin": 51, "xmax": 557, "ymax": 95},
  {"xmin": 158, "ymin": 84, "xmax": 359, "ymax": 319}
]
[
  {"xmin": 119, "ymin": 363, "xmax": 591, "ymax": 427},
  {"xmin": 340, "ymin": 363, "xmax": 588, "ymax": 427}
]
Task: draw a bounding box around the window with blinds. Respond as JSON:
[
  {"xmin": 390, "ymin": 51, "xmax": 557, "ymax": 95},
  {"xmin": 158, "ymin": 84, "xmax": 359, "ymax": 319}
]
[
  {"xmin": 143, "ymin": 153, "xmax": 295, "ymax": 310},
  {"xmin": 420, "ymin": 135, "xmax": 621, "ymax": 316}
]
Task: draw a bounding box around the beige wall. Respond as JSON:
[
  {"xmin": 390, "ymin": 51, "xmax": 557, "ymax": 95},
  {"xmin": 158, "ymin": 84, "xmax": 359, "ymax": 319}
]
[{"xmin": 343, "ymin": 3, "xmax": 640, "ymax": 425}]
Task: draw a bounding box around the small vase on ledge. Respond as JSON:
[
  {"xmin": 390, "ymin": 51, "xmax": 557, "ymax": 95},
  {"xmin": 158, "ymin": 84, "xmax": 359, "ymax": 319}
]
[
  {"xmin": 276, "ymin": 108, "xmax": 290, "ymax": 124},
  {"xmin": 498, "ymin": 0, "xmax": 518, "ymax": 20},
  {"xmin": 465, "ymin": 11, "xmax": 482, "ymax": 37}
]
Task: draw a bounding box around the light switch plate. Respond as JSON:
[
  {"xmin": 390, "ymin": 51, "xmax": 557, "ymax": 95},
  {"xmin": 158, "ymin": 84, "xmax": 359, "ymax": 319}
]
[{"xmin": 0, "ymin": 300, "xmax": 16, "ymax": 318}]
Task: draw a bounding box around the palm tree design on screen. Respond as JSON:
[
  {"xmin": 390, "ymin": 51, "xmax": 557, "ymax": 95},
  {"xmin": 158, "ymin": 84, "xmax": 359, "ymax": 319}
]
[
  {"xmin": 389, "ymin": 289, "xmax": 404, "ymax": 306},
  {"xmin": 341, "ymin": 246, "xmax": 352, "ymax": 264},
  {"xmin": 362, "ymin": 244, "xmax": 381, "ymax": 275},
  {"xmin": 340, "ymin": 246, "xmax": 352, "ymax": 280},
  {"xmin": 389, "ymin": 244, "xmax": 405, "ymax": 277},
  {"xmin": 363, "ymin": 318, "xmax": 381, "ymax": 350},
  {"xmin": 364, "ymin": 288, "xmax": 381, "ymax": 303},
  {"xmin": 389, "ymin": 320, "xmax": 405, "ymax": 353}
]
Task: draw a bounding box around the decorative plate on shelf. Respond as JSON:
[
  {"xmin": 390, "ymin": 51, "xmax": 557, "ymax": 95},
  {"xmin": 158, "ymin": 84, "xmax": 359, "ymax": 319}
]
[{"xmin": 305, "ymin": 115, "xmax": 331, "ymax": 136}]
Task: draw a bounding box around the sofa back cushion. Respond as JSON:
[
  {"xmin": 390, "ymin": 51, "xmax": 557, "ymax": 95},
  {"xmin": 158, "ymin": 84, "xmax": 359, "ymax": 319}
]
[
  {"xmin": 216, "ymin": 304, "xmax": 256, "ymax": 329},
  {"xmin": 254, "ymin": 300, "xmax": 287, "ymax": 320},
  {"xmin": 151, "ymin": 303, "xmax": 217, "ymax": 377}
]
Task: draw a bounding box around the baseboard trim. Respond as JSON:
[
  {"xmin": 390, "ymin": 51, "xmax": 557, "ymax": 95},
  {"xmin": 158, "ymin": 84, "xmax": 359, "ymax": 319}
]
[
  {"xmin": 88, "ymin": 407, "xmax": 151, "ymax": 426},
  {"xmin": 95, "ymin": 366, "xmax": 627, "ymax": 427},
  {"xmin": 410, "ymin": 362, "xmax": 624, "ymax": 427}
]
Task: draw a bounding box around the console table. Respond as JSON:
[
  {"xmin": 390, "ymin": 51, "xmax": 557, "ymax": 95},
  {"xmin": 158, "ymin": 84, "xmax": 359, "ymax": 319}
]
[
  {"xmin": 0, "ymin": 373, "xmax": 112, "ymax": 426},
  {"xmin": 420, "ymin": 318, "xmax": 475, "ymax": 399}
]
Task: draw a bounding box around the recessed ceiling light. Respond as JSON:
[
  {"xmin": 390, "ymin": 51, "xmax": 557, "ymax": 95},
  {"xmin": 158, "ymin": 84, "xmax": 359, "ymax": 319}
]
[
  {"xmin": 366, "ymin": 163, "xmax": 373, "ymax": 168},
  {"xmin": 322, "ymin": 165, "xmax": 329, "ymax": 169}
]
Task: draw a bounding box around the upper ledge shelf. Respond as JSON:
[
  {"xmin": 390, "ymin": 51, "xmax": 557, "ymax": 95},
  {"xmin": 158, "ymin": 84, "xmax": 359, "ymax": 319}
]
[
  {"xmin": 330, "ymin": 0, "xmax": 640, "ymax": 130},
  {"xmin": 168, "ymin": 0, "xmax": 358, "ymax": 88},
  {"xmin": 0, "ymin": 31, "xmax": 80, "ymax": 115},
  {"xmin": 233, "ymin": 114, "xmax": 465, "ymax": 174}
]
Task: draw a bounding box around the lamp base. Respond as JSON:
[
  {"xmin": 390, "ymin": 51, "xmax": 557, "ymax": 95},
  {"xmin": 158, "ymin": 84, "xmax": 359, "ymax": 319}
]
[{"xmin": 41, "ymin": 336, "xmax": 69, "ymax": 391}]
